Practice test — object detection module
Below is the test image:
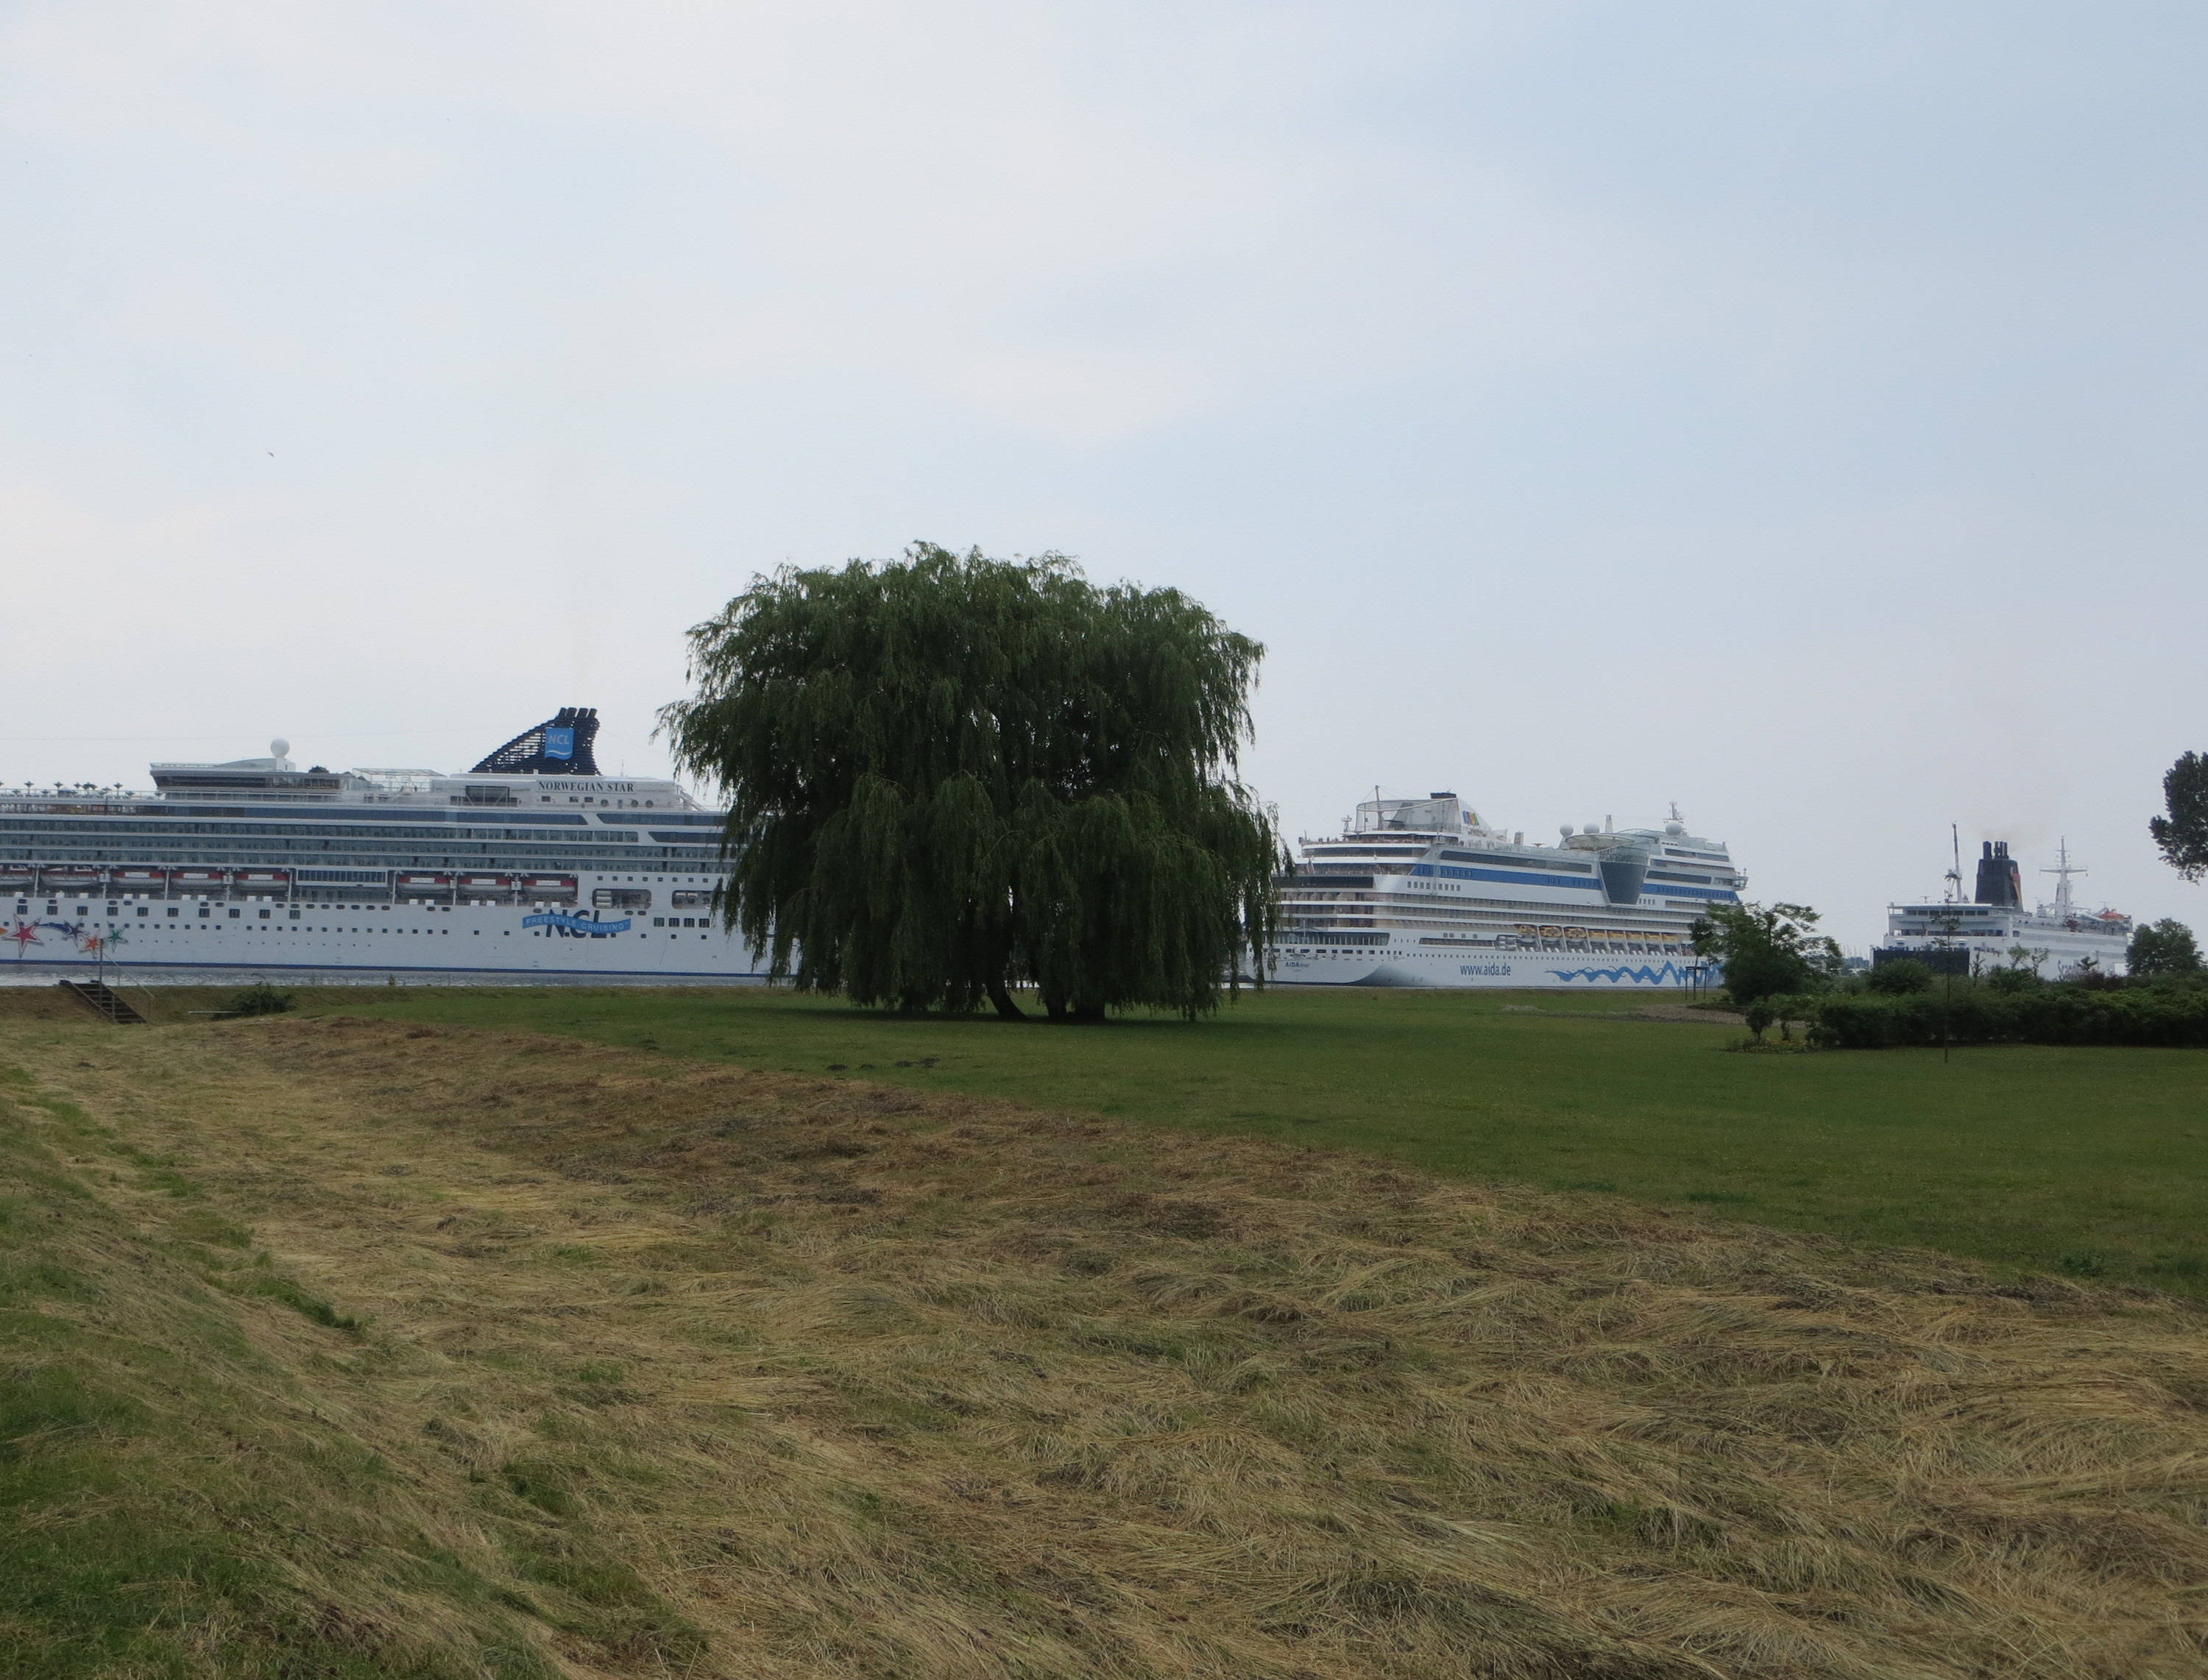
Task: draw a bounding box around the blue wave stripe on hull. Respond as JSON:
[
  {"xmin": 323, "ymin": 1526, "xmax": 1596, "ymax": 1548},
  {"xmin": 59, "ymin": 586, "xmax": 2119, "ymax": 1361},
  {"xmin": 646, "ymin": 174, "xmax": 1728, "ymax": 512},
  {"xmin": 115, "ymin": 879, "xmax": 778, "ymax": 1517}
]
[{"xmin": 1548, "ymin": 961, "xmax": 1696, "ymax": 985}]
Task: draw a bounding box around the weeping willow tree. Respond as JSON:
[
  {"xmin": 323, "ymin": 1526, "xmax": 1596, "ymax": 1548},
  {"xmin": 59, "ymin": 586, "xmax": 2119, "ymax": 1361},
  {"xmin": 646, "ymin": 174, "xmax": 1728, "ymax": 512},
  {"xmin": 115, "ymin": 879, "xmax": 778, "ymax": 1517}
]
[{"xmin": 659, "ymin": 544, "xmax": 1284, "ymax": 1019}]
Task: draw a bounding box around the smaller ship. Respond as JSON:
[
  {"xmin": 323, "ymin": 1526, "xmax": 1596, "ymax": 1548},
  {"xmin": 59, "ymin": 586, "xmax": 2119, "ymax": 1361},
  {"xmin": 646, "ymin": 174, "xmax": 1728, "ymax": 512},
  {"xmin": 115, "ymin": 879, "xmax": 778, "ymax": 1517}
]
[{"xmin": 1877, "ymin": 838, "xmax": 2131, "ymax": 979}]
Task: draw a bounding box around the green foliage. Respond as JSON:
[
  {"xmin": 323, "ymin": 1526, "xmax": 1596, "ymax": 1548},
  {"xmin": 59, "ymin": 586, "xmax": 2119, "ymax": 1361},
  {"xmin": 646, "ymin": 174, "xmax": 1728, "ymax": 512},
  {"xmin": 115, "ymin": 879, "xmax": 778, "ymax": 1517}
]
[
  {"xmin": 1981, "ymin": 965, "xmax": 2041, "ymax": 995},
  {"xmin": 2128, "ymin": 917, "xmax": 2202, "ymax": 978},
  {"xmin": 225, "ymin": 981, "xmax": 295, "ymax": 1016},
  {"xmin": 660, "ymin": 544, "xmax": 1284, "ymax": 1018},
  {"xmin": 1691, "ymin": 901, "xmax": 1842, "ymax": 1004},
  {"xmin": 2150, "ymin": 751, "xmax": 2208, "ymax": 880},
  {"xmin": 1766, "ymin": 993, "xmax": 1819, "ymax": 1041},
  {"xmin": 1866, "ymin": 959, "xmax": 1932, "ymax": 996},
  {"xmin": 1808, "ymin": 985, "xmax": 2208, "ymax": 1049}
]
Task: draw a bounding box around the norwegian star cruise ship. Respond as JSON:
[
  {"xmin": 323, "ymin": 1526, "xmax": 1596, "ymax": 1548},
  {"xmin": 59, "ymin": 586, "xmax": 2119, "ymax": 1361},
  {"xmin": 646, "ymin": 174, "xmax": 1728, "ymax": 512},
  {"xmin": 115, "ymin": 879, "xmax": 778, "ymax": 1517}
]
[
  {"xmin": 1269, "ymin": 790, "xmax": 1741, "ymax": 988},
  {"xmin": 4, "ymin": 709, "xmax": 764, "ymax": 982}
]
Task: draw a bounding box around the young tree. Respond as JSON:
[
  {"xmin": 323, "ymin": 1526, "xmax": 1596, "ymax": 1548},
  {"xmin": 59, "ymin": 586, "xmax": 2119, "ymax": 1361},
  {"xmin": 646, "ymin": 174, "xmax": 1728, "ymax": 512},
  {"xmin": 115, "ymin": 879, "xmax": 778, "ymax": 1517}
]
[
  {"xmin": 1690, "ymin": 901, "xmax": 1842, "ymax": 1004},
  {"xmin": 2151, "ymin": 751, "xmax": 2208, "ymax": 879},
  {"xmin": 659, "ymin": 545, "xmax": 1284, "ymax": 1020},
  {"xmin": 2128, "ymin": 918, "xmax": 2202, "ymax": 978}
]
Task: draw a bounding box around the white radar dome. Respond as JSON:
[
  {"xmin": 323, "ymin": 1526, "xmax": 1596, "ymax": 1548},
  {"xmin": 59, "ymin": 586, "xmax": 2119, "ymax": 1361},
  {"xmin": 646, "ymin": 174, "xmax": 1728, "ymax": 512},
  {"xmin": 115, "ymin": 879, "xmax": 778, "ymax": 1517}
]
[{"xmin": 270, "ymin": 738, "xmax": 289, "ymax": 759}]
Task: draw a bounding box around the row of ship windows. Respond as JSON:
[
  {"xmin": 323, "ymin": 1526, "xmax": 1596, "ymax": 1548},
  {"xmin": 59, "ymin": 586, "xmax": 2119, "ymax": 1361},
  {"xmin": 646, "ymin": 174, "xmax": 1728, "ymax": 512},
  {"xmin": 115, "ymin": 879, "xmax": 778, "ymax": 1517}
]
[
  {"xmin": 18, "ymin": 898, "xmax": 712, "ymax": 919},
  {"xmin": 0, "ymin": 834, "xmax": 711, "ymax": 852},
  {"xmin": 13, "ymin": 901, "xmax": 722, "ymax": 942},
  {"xmin": 14, "ymin": 874, "xmax": 711, "ymax": 895},
  {"xmin": 4, "ymin": 819, "xmax": 658, "ymax": 841},
  {"xmin": 1283, "ymin": 934, "xmax": 1692, "ymax": 951},
  {"xmin": 1289, "ymin": 894, "xmax": 1691, "ymax": 929},
  {"xmin": 1292, "ymin": 918, "xmax": 1691, "ymax": 941}
]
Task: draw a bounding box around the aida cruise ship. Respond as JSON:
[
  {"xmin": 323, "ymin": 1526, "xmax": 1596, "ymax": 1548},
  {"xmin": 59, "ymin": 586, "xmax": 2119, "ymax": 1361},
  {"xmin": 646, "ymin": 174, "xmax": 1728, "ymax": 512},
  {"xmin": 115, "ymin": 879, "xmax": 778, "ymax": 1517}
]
[
  {"xmin": 1270, "ymin": 791, "xmax": 1741, "ymax": 988},
  {"xmin": 4, "ymin": 709, "xmax": 766, "ymax": 982}
]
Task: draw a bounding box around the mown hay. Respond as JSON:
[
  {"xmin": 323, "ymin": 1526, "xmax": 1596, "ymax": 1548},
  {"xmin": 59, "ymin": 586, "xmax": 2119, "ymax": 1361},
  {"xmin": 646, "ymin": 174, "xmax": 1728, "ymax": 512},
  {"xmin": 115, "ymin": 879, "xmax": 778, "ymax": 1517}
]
[{"xmin": 5, "ymin": 1012, "xmax": 2208, "ymax": 1679}]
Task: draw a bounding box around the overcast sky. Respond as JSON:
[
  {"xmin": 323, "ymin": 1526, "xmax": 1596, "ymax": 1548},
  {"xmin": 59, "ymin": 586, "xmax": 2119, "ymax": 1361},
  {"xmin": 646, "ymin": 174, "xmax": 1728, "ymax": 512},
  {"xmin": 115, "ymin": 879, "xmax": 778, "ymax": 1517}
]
[{"xmin": 6, "ymin": 2, "xmax": 2205, "ymax": 951}]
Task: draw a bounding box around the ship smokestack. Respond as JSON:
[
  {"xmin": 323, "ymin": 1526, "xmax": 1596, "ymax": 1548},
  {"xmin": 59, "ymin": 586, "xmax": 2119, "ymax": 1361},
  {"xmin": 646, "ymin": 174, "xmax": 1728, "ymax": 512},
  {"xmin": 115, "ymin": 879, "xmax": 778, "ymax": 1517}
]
[{"xmin": 1975, "ymin": 840, "xmax": 2021, "ymax": 908}]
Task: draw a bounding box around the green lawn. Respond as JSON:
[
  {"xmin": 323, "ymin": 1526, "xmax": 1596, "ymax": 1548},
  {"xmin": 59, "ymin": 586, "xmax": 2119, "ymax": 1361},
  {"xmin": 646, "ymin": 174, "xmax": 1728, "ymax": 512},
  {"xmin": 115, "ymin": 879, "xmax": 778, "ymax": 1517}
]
[{"xmin": 269, "ymin": 983, "xmax": 2208, "ymax": 1295}]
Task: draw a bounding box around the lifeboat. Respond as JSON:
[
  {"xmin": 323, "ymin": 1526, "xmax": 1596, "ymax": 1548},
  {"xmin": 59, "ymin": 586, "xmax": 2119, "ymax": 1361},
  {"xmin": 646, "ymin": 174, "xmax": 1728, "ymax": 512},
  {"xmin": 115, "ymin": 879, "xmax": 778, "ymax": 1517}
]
[
  {"xmin": 456, "ymin": 873, "xmax": 514, "ymax": 896},
  {"xmin": 523, "ymin": 876, "xmax": 578, "ymax": 900},
  {"xmin": 109, "ymin": 868, "xmax": 170, "ymax": 893},
  {"xmin": 0, "ymin": 863, "xmax": 34, "ymax": 891},
  {"xmin": 41, "ymin": 866, "xmax": 100, "ymax": 893},
  {"xmin": 1539, "ymin": 925, "xmax": 1563, "ymax": 938},
  {"xmin": 233, "ymin": 870, "xmax": 290, "ymax": 894},
  {"xmin": 174, "ymin": 870, "xmax": 228, "ymax": 894},
  {"xmin": 396, "ymin": 873, "xmax": 452, "ymax": 892}
]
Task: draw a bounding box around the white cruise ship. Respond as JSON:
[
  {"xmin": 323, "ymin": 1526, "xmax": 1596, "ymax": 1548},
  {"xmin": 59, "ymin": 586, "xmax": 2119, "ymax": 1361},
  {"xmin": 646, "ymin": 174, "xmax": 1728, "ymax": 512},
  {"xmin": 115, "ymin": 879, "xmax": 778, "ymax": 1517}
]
[
  {"xmin": 4, "ymin": 709, "xmax": 765, "ymax": 983},
  {"xmin": 1268, "ymin": 790, "xmax": 1741, "ymax": 989},
  {"xmin": 1878, "ymin": 839, "xmax": 2132, "ymax": 980}
]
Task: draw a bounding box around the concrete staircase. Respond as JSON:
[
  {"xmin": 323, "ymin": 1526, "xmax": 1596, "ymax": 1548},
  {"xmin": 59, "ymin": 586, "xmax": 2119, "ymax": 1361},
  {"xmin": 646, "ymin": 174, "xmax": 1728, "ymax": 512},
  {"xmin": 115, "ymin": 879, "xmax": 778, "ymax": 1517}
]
[{"xmin": 60, "ymin": 979, "xmax": 147, "ymax": 1024}]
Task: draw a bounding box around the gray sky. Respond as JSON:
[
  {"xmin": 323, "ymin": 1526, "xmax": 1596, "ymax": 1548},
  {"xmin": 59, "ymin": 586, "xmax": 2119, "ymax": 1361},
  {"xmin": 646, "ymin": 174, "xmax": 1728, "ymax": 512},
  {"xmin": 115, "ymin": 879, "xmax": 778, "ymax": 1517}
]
[{"xmin": 6, "ymin": 2, "xmax": 2205, "ymax": 951}]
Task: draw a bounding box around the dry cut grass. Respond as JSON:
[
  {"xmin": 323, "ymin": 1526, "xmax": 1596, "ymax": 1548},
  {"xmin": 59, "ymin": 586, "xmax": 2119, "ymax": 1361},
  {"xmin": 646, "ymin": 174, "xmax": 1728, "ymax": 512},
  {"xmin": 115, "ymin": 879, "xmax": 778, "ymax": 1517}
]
[{"xmin": 6, "ymin": 1009, "xmax": 2208, "ymax": 1679}]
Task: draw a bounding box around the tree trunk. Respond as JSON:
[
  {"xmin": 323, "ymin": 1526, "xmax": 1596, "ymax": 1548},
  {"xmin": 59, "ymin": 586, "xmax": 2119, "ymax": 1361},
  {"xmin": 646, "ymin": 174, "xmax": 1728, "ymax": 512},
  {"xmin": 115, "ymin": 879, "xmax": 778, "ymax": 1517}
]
[{"xmin": 988, "ymin": 980, "xmax": 1027, "ymax": 1020}]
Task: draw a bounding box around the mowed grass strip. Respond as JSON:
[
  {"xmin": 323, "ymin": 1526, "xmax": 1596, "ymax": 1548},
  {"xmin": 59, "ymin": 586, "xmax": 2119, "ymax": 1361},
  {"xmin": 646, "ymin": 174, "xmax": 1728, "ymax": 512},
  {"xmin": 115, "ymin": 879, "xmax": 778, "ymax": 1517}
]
[
  {"xmin": 130, "ymin": 981, "xmax": 2208, "ymax": 1297},
  {"xmin": 5, "ymin": 1008, "xmax": 2208, "ymax": 1678}
]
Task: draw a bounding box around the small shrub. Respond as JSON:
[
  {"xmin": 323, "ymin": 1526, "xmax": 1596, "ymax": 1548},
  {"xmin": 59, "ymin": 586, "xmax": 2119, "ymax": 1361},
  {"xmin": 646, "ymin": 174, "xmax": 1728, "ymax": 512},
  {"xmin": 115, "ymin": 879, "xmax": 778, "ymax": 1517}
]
[
  {"xmin": 225, "ymin": 982, "xmax": 294, "ymax": 1017},
  {"xmin": 1866, "ymin": 960, "xmax": 1932, "ymax": 995},
  {"xmin": 1983, "ymin": 965, "xmax": 2040, "ymax": 995}
]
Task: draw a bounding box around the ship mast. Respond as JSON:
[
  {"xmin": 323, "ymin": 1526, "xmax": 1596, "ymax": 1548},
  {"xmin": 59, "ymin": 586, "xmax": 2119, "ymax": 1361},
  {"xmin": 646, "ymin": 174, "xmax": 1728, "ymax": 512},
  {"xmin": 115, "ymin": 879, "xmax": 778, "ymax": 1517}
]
[{"xmin": 2042, "ymin": 838, "xmax": 2084, "ymax": 916}]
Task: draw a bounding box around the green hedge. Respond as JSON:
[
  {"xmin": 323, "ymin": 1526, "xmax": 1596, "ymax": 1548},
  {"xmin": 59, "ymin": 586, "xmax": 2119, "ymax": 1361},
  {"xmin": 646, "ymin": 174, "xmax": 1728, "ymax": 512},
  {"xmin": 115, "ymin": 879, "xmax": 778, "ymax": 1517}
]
[{"xmin": 1810, "ymin": 988, "xmax": 2208, "ymax": 1049}]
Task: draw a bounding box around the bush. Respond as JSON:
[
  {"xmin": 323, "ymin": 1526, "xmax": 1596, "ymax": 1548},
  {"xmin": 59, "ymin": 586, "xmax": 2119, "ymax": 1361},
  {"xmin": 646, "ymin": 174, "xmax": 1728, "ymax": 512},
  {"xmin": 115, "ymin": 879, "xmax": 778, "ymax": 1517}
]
[
  {"xmin": 1808, "ymin": 986, "xmax": 2208, "ymax": 1049},
  {"xmin": 1982, "ymin": 965, "xmax": 2041, "ymax": 995},
  {"xmin": 224, "ymin": 982, "xmax": 295, "ymax": 1018},
  {"xmin": 1866, "ymin": 960, "xmax": 1932, "ymax": 995}
]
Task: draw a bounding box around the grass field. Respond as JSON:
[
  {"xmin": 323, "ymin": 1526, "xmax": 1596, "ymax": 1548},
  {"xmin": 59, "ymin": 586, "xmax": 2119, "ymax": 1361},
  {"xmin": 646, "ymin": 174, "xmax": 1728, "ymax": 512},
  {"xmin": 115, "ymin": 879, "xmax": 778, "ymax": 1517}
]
[
  {"xmin": 97, "ymin": 980, "xmax": 2208, "ymax": 1300},
  {"xmin": 6, "ymin": 1004, "xmax": 2208, "ymax": 1678}
]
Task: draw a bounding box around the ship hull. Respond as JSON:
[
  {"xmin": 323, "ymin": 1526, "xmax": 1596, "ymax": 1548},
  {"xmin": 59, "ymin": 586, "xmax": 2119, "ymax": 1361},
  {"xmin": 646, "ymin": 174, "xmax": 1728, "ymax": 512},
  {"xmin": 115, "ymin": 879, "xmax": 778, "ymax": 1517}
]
[
  {"xmin": 1267, "ymin": 943, "xmax": 1706, "ymax": 990},
  {"xmin": 5, "ymin": 882, "xmax": 769, "ymax": 982}
]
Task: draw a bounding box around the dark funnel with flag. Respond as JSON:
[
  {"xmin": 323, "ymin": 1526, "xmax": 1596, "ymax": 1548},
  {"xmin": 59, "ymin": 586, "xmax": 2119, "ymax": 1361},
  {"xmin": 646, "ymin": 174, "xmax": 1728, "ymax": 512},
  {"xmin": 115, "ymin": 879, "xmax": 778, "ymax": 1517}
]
[{"xmin": 470, "ymin": 707, "xmax": 601, "ymax": 776}]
